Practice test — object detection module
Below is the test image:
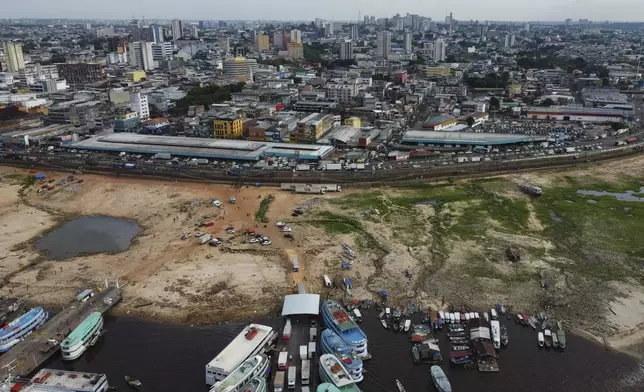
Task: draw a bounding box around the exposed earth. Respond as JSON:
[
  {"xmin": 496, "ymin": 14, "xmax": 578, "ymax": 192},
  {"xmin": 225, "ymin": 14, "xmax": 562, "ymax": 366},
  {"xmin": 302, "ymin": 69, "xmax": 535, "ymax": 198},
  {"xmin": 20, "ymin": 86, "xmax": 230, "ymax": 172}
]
[{"xmin": 0, "ymin": 156, "xmax": 643, "ymax": 358}]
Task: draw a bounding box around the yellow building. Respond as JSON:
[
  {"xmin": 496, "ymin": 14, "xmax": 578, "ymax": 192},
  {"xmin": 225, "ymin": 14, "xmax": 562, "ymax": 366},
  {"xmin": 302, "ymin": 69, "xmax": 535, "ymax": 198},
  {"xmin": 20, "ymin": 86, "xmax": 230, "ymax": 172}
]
[
  {"xmin": 343, "ymin": 117, "xmax": 361, "ymax": 128},
  {"xmin": 255, "ymin": 34, "xmax": 270, "ymax": 51},
  {"xmin": 213, "ymin": 114, "xmax": 243, "ymax": 139},
  {"xmin": 295, "ymin": 113, "xmax": 334, "ymax": 143},
  {"xmin": 125, "ymin": 70, "xmax": 147, "ymax": 82},
  {"xmin": 287, "ymin": 42, "xmax": 303, "ymax": 59}
]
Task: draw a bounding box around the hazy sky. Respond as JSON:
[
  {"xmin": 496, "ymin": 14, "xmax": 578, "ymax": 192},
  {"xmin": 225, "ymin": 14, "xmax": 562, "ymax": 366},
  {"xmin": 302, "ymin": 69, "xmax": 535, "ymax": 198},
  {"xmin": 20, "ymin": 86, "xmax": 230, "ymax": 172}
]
[{"xmin": 5, "ymin": 0, "xmax": 644, "ymax": 22}]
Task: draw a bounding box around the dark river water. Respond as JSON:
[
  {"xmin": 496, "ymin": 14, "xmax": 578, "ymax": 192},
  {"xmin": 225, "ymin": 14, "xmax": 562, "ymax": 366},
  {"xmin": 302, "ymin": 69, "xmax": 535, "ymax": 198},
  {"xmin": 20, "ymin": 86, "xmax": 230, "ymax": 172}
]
[
  {"xmin": 44, "ymin": 310, "xmax": 644, "ymax": 392},
  {"xmin": 35, "ymin": 216, "xmax": 141, "ymax": 259}
]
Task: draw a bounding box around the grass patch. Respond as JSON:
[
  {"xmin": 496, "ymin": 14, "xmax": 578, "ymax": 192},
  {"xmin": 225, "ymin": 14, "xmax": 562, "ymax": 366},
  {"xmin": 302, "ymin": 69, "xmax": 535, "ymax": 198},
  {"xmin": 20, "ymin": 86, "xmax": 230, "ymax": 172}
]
[{"xmin": 254, "ymin": 195, "xmax": 274, "ymax": 223}]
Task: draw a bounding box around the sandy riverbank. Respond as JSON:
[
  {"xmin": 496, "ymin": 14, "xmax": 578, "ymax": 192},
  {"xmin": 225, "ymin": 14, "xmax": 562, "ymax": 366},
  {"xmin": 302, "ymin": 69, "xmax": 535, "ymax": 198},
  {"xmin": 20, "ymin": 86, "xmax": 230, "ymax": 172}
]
[{"xmin": 0, "ymin": 157, "xmax": 643, "ymax": 358}]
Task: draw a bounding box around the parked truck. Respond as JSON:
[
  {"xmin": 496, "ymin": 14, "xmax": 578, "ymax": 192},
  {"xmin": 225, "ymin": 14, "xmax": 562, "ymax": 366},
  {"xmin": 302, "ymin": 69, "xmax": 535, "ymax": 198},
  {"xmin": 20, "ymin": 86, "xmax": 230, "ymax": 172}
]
[
  {"xmin": 274, "ymin": 371, "xmax": 285, "ymax": 392},
  {"xmin": 287, "ymin": 366, "xmax": 296, "ymax": 389},
  {"xmin": 301, "ymin": 360, "xmax": 310, "ymax": 386},
  {"xmin": 197, "ymin": 234, "xmax": 212, "ymax": 245},
  {"xmin": 278, "ymin": 351, "xmax": 288, "ymax": 370},
  {"xmin": 308, "ymin": 341, "xmax": 316, "ymax": 358},
  {"xmin": 283, "ymin": 319, "xmax": 292, "ymax": 340},
  {"xmin": 196, "ymin": 158, "xmax": 209, "ymax": 165},
  {"xmin": 309, "ymin": 327, "xmax": 317, "ymax": 341},
  {"xmin": 299, "ymin": 345, "xmax": 308, "ymax": 360},
  {"xmin": 564, "ymin": 147, "xmax": 576, "ymax": 153},
  {"xmin": 296, "ymin": 164, "xmax": 310, "ymax": 171}
]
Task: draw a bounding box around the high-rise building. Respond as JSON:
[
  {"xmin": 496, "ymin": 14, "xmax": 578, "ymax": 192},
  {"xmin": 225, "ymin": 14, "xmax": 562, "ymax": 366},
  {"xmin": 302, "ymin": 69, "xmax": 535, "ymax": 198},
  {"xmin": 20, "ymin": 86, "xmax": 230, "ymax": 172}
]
[
  {"xmin": 152, "ymin": 42, "xmax": 174, "ymax": 61},
  {"xmin": 350, "ymin": 25, "xmax": 359, "ymax": 42},
  {"xmin": 377, "ymin": 30, "xmax": 392, "ymax": 58},
  {"xmin": 565, "ymin": 18, "xmax": 572, "ymax": 26},
  {"xmin": 223, "ymin": 58, "xmax": 258, "ymax": 80},
  {"xmin": 191, "ymin": 25, "xmax": 199, "ymax": 39},
  {"xmin": 434, "ymin": 38, "xmax": 446, "ymax": 62},
  {"xmin": 171, "ymin": 19, "xmax": 183, "ymax": 41},
  {"xmin": 129, "ymin": 41, "xmax": 157, "ymax": 71},
  {"xmin": 324, "ymin": 22, "xmax": 333, "ymax": 37},
  {"xmin": 504, "ymin": 34, "xmax": 515, "ymax": 48},
  {"xmin": 199, "ymin": 21, "xmax": 204, "ymax": 29},
  {"xmin": 363, "ymin": 15, "xmax": 369, "ymax": 24},
  {"xmin": 370, "ymin": 16, "xmax": 376, "ymax": 24},
  {"xmin": 255, "ymin": 33, "xmax": 269, "ymax": 51},
  {"xmin": 56, "ymin": 63, "xmax": 103, "ymax": 84},
  {"xmin": 2, "ymin": 41, "xmax": 25, "ymax": 72},
  {"xmin": 339, "ymin": 40, "xmax": 354, "ymax": 60},
  {"xmin": 218, "ymin": 37, "xmax": 230, "ymax": 53},
  {"xmin": 290, "ymin": 29, "xmax": 302, "ymax": 44},
  {"xmin": 130, "ymin": 92, "xmax": 150, "ymax": 121},
  {"xmin": 273, "ymin": 31, "xmax": 284, "ymax": 50},
  {"xmin": 403, "ymin": 31, "xmax": 412, "ymax": 54},
  {"xmin": 151, "ymin": 25, "xmax": 164, "ymax": 44},
  {"xmin": 287, "ymin": 42, "xmax": 304, "ymax": 59}
]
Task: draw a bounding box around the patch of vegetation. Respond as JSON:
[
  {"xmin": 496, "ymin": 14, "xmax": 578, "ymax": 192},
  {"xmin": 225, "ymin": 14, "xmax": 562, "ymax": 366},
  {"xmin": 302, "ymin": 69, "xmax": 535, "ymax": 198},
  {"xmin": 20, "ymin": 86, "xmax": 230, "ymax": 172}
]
[
  {"xmin": 255, "ymin": 195, "xmax": 274, "ymax": 223},
  {"xmin": 20, "ymin": 175, "xmax": 37, "ymax": 189}
]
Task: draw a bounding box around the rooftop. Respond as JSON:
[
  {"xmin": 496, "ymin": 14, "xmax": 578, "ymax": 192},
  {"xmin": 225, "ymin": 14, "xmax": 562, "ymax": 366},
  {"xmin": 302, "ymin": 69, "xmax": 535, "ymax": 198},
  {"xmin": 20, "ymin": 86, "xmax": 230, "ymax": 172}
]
[
  {"xmin": 402, "ymin": 130, "xmax": 548, "ymax": 145},
  {"xmin": 28, "ymin": 369, "xmax": 107, "ymax": 392},
  {"xmin": 206, "ymin": 324, "xmax": 273, "ymax": 371},
  {"xmin": 281, "ymin": 294, "xmax": 320, "ymax": 316}
]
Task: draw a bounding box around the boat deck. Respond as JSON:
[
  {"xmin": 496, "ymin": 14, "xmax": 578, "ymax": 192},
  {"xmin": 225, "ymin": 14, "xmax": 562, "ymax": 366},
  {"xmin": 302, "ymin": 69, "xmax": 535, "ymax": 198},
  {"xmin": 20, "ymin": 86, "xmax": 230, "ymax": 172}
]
[
  {"xmin": 0, "ymin": 286, "xmax": 122, "ymax": 377},
  {"xmin": 27, "ymin": 369, "xmax": 107, "ymax": 392}
]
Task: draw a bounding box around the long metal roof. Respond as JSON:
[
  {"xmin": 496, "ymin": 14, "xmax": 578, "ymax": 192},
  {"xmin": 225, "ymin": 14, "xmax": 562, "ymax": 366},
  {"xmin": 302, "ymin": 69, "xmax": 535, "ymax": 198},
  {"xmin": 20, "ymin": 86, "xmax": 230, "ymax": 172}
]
[
  {"xmin": 402, "ymin": 130, "xmax": 548, "ymax": 145},
  {"xmin": 281, "ymin": 294, "xmax": 320, "ymax": 316}
]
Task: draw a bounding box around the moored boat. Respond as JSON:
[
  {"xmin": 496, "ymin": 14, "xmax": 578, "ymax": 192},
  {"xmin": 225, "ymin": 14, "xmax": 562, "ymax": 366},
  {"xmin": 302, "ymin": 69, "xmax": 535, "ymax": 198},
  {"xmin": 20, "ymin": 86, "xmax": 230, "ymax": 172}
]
[
  {"xmin": 552, "ymin": 331, "xmax": 559, "ymax": 348},
  {"xmin": 528, "ymin": 317, "xmax": 537, "ymax": 330},
  {"xmin": 557, "ymin": 323, "xmax": 566, "ymax": 349},
  {"xmin": 125, "ymin": 375, "xmax": 142, "ymax": 390},
  {"xmin": 320, "ymin": 329, "xmax": 364, "ymax": 383},
  {"xmin": 404, "ymin": 320, "xmax": 411, "ymax": 332},
  {"xmin": 210, "ymin": 354, "xmax": 269, "ymax": 392},
  {"xmin": 500, "ymin": 325, "xmax": 508, "ymax": 346},
  {"xmin": 0, "ymin": 307, "xmax": 49, "ymax": 352},
  {"xmin": 319, "ymin": 354, "xmax": 361, "ymax": 392},
  {"xmin": 381, "ymin": 319, "xmax": 388, "ymax": 329},
  {"xmin": 61, "ymin": 311, "xmax": 104, "ymax": 361},
  {"xmin": 538, "ymin": 332, "xmax": 544, "ymax": 347},
  {"xmin": 515, "ymin": 313, "xmax": 523, "ymax": 324},
  {"xmin": 321, "ymin": 300, "xmax": 369, "ymax": 358},
  {"xmin": 490, "ymin": 320, "xmax": 501, "ymax": 350},
  {"xmin": 430, "ymin": 366, "xmax": 452, "ymax": 392},
  {"xmin": 521, "ymin": 313, "xmax": 529, "ymax": 326},
  {"xmin": 412, "ymin": 345, "xmax": 420, "ymax": 364},
  {"xmin": 544, "ymin": 329, "xmax": 553, "ymax": 348}
]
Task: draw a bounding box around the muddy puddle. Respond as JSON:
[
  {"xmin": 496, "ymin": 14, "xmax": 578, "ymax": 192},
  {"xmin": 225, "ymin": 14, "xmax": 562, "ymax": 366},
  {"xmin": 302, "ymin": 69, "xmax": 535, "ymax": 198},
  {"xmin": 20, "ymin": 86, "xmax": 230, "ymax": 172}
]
[
  {"xmin": 36, "ymin": 216, "xmax": 141, "ymax": 260},
  {"xmin": 577, "ymin": 187, "xmax": 644, "ymax": 202}
]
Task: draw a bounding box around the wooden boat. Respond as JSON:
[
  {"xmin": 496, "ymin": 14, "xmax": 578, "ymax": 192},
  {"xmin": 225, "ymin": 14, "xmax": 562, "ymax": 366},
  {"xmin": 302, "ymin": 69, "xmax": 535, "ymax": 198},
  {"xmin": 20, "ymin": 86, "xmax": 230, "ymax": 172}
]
[
  {"xmin": 552, "ymin": 330, "xmax": 559, "ymax": 348},
  {"xmin": 557, "ymin": 322, "xmax": 566, "ymax": 349},
  {"xmin": 521, "ymin": 313, "xmax": 529, "ymax": 326},
  {"xmin": 451, "ymin": 345, "xmax": 470, "ymax": 351},
  {"xmin": 460, "ymin": 313, "xmax": 466, "ymax": 323},
  {"xmin": 125, "ymin": 376, "xmax": 142, "ymax": 390},
  {"xmin": 483, "ymin": 312, "xmax": 490, "ymax": 322},
  {"xmin": 538, "ymin": 332, "xmax": 544, "ymax": 347},
  {"xmin": 396, "ymin": 379, "xmax": 407, "ymax": 392},
  {"xmin": 377, "ymin": 310, "xmax": 384, "ymax": 319},
  {"xmin": 404, "ymin": 319, "xmax": 411, "ymax": 332},
  {"xmin": 528, "ymin": 317, "xmax": 537, "ymax": 330},
  {"xmin": 412, "ymin": 346, "xmax": 420, "ymax": 364},
  {"xmin": 430, "ymin": 366, "xmax": 452, "ymax": 392},
  {"xmin": 544, "ymin": 329, "xmax": 553, "ymax": 348},
  {"xmin": 500, "ymin": 325, "xmax": 509, "ymax": 346},
  {"xmin": 438, "ymin": 311, "xmax": 445, "ymax": 320},
  {"xmin": 393, "ymin": 322, "xmax": 399, "ymax": 332},
  {"xmin": 516, "ymin": 314, "xmax": 523, "ymax": 324},
  {"xmin": 381, "ymin": 319, "xmax": 388, "ymax": 329}
]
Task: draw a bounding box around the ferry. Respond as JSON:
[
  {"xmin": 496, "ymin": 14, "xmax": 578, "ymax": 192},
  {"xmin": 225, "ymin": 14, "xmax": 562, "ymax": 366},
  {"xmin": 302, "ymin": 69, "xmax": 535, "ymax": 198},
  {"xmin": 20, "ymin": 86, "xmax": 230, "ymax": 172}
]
[
  {"xmin": 238, "ymin": 376, "xmax": 267, "ymax": 392},
  {"xmin": 320, "ymin": 329, "xmax": 364, "ymax": 382},
  {"xmin": 0, "ymin": 307, "xmax": 48, "ymax": 352},
  {"xmin": 318, "ymin": 354, "xmax": 361, "ymax": 392},
  {"xmin": 61, "ymin": 312, "xmax": 104, "ymax": 360},
  {"xmin": 28, "ymin": 369, "xmax": 110, "ymax": 392},
  {"xmin": 321, "ymin": 301, "xmax": 368, "ymax": 358},
  {"xmin": 210, "ymin": 354, "xmax": 269, "ymax": 392},
  {"xmin": 205, "ymin": 324, "xmax": 277, "ymax": 385}
]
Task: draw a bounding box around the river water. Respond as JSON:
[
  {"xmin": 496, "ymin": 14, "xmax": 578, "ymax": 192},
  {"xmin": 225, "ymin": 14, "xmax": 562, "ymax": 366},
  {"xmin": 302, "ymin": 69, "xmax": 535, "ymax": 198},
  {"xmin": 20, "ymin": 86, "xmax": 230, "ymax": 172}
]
[
  {"xmin": 35, "ymin": 216, "xmax": 141, "ymax": 259},
  {"xmin": 44, "ymin": 310, "xmax": 643, "ymax": 392}
]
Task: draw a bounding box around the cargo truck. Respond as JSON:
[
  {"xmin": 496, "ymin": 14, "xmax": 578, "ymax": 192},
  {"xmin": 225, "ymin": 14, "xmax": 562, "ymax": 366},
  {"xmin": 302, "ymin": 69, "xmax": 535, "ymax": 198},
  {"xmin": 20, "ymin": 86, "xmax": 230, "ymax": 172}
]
[
  {"xmin": 278, "ymin": 351, "xmax": 288, "ymax": 370},
  {"xmin": 197, "ymin": 234, "xmax": 212, "ymax": 244},
  {"xmin": 299, "ymin": 345, "xmax": 308, "ymax": 360},
  {"xmin": 274, "ymin": 371, "xmax": 285, "ymax": 392},
  {"xmin": 196, "ymin": 158, "xmax": 209, "ymax": 165},
  {"xmin": 325, "ymin": 163, "xmax": 343, "ymax": 171},
  {"xmin": 296, "ymin": 164, "xmax": 310, "ymax": 171},
  {"xmin": 287, "ymin": 366, "xmax": 296, "ymax": 389},
  {"xmin": 308, "ymin": 341, "xmax": 316, "ymax": 358},
  {"xmin": 301, "ymin": 360, "xmax": 310, "ymax": 385},
  {"xmin": 564, "ymin": 147, "xmax": 576, "ymax": 153},
  {"xmin": 283, "ymin": 319, "xmax": 291, "ymax": 340},
  {"xmin": 309, "ymin": 327, "xmax": 317, "ymax": 341}
]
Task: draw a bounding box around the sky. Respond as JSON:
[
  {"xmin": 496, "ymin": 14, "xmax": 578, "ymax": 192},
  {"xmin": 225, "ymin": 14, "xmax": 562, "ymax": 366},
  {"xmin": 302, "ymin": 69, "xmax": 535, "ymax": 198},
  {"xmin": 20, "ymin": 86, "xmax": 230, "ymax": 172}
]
[{"xmin": 4, "ymin": 0, "xmax": 644, "ymax": 22}]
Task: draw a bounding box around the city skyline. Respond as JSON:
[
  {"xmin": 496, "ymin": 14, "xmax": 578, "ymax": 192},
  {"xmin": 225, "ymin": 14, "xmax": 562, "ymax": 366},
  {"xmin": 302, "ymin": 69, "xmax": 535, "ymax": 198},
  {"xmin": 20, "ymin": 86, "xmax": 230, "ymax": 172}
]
[{"xmin": 4, "ymin": 0, "xmax": 644, "ymax": 22}]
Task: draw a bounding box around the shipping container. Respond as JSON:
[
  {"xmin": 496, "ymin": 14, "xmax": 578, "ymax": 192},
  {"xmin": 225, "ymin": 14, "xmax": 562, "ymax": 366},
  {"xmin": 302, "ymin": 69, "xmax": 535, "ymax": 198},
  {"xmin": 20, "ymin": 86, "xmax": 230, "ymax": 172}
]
[
  {"xmin": 301, "ymin": 360, "xmax": 310, "ymax": 385},
  {"xmin": 325, "ymin": 163, "xmax": 343, "ymax": 171},
  {"xmin": 287, "ymin": 366, "xmax": 296, "ymax": 389},
  {"xmin": 278, "ymin": 351, "xmax": 288, "ymax": 370},
  {"xmin": 274, "ymin": 371, "xmax": 285, "ymax": 392}
]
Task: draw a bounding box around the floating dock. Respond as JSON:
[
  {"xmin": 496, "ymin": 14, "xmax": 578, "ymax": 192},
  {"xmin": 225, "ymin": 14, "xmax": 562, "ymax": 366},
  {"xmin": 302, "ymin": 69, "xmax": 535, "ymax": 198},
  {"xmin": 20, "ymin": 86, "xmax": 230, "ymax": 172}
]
[{"xmin": 0, "ymin": 285, "xmax": 122, "ymax": 377}]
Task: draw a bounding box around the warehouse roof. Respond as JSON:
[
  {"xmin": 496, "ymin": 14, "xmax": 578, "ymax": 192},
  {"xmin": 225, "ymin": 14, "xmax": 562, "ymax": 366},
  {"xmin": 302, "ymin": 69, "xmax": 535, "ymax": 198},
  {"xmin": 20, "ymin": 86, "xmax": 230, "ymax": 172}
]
[
  {"xmin": 402, "ymin": 130, "xmax": 548, "ymax": 145},
  {"xmin": 70, "ymin": 133, "xmax": 334, "ymax": 161},
  {"xmin": 281, "ymin": 294, "xmax": 320, "ymax": 316}
]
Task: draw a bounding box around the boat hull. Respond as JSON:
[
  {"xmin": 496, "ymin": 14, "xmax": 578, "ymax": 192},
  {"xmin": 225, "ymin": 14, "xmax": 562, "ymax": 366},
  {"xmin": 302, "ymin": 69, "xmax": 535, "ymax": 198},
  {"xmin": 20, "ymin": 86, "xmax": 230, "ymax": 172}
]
[
  {"xmin": 62, "ymin": 314, "xmax": 104, "ymax": 361},
  {"xmin": 0, "ymin": 308, "xmax": 48, "ymax": 353}
]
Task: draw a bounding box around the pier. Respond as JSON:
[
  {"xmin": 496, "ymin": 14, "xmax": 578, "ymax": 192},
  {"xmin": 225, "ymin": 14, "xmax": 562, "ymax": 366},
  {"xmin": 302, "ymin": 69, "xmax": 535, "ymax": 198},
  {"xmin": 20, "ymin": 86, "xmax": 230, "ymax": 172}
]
[{"xmin": 0, "ymin": 284, "xmax": 122, "ymax": 377}]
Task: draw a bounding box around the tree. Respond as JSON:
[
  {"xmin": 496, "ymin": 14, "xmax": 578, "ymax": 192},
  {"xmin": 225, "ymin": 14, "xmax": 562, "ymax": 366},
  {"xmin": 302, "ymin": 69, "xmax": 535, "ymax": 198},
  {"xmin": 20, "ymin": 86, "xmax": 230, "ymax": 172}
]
[
  {"xmin": 489, "ymin": 97, "xmax": 500, "ymax": 110},
  {"xmin": 541, "ymin": 98, "xmax": 555, "ymax": 107},
  {"xmin": 601, "ymin": 77, "xmax": 610, "ymax": 87}
]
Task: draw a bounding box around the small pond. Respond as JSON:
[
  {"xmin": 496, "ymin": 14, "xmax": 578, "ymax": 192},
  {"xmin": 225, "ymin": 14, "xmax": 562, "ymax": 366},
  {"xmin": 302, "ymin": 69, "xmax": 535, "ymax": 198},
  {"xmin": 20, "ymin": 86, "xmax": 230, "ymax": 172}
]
[
  {"xmin": 577, "ymin": 186, "xmax": 644, "ymax": 202},
  {"xmin": 36, "ymin": 216, "xmax": 142, "ymax": 260}
]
